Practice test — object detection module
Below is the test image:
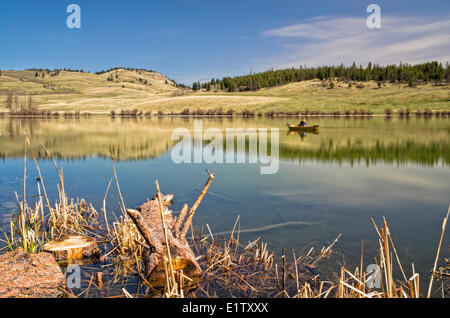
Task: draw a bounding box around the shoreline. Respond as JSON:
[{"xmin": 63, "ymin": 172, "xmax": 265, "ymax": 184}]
[{"xmin": 1, "ymin": 111, "xmax": 448, "ymax": 118}]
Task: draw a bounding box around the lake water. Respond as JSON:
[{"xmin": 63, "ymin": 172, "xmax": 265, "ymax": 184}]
[{"xmin": 0, "ymin": 116, "xmax": 449, "ymax": 290}]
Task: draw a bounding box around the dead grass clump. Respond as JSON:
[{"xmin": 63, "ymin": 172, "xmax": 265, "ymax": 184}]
[
  {"xmin": 3, "ymin": 139, "xmax": 100, "ymax": 254},
  {"xmin": 335, "ymin": 211, "xmax": 448, "ymax": 298},
  {"xmin": 110, "ymin": 215, "xmax": 144, "ymax": 275},
  {"xmin": 187, "ymin": 216, "xmax": 339, "ymax": 298}
]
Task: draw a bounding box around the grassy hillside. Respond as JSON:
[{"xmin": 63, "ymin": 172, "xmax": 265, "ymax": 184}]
[{"xmin": 0, "ymin": 69, "xmax": 449, "ymax": 114}]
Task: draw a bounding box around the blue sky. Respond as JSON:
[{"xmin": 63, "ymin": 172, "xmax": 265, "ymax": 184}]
[{"xmin": 0, "ymin": 0, "xmax": 449, "ymax": 84}]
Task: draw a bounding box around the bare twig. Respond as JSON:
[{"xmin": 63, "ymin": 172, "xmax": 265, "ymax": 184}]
[
  {"xmin": 181, "ymin": 170, "xmax": 215, "ymax": 239},
  {"xmin": 175, "ymin": 204, "xmax": 188, "ymax": 235}
]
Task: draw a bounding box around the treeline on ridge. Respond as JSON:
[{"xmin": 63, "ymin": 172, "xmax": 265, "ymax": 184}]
[{"xmin": 193, "ymin": 61, "xmax": 450, "ymax": 92}]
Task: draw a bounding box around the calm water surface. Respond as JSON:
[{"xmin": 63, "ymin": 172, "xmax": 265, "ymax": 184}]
[{"xmin": 0, "ymin": 116, "xmax": 449, "ymax": 288}]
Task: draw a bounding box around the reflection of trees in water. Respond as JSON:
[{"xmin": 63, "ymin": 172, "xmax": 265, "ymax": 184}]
[
  {"xmin": 213, "ymin": 136, "xmax": 448, "ymax": 166},
  {"xmin": 6, "ymin": 118, "xmax": 39, "ymax": 137},
  {"xmin": 0, "ymin": 117, "xmax": 448, "ymax": 165},
  {"xmin": 280, "ymin": 141, "xmax": 449, "ymax": 166}
]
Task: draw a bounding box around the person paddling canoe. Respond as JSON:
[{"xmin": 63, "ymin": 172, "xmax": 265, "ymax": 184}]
[{"xmin": 298, "ymin": 118, "xmax": 307, "ymax": 127}]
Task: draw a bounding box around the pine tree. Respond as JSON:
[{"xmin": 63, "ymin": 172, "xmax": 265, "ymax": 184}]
[
  {"xmin": 446, "ymin": 62, "xmax": 450, "ymax": 81},
  {"xmin": 228, "ymin": 80, "xmax": 236, "ymax": 92}
]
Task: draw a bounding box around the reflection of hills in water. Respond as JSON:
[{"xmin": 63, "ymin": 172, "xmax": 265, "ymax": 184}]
[
  {"xmin": 0, "ymin": 117, "xmax": 448, "ymax": 166},
  {"xmin": 0, "ymin": 117, "xmax": 178, "ymax": 161}
]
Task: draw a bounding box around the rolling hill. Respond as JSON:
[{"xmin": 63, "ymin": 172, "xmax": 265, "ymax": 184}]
[{"xmin": 0, "ymin": 69, "xmax": 449, "ymax": 114}]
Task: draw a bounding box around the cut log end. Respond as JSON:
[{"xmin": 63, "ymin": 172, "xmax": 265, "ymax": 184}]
[
  {"xmin": 43, "ymin": 236, "xmax": 101, "ymax": 261},
  {"xmin": 148, "ymin": 256, "xmax": 202, "ymax": 288}
]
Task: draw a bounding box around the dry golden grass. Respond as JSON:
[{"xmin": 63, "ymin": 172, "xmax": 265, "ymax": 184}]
[{"xmin": 1, "ymin": 70, "xmax": 448, "ymax": 114}]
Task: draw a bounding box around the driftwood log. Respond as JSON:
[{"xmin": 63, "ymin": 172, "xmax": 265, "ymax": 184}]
[{"xmin": 127, "ymin": 170, "xmax": 214, "ymax": 287}]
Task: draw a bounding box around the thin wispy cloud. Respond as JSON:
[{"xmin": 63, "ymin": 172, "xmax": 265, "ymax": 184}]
[{"xmin": 261, "ymin": 15, "xmax": 450, "ymax": 68}]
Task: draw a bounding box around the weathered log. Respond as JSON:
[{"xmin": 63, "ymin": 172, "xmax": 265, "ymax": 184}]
[
  {"xmin": 126, "ymin": 170, "xmax": 215, "ymax": 288},
  {"xmin": 43, "ymin": 236, "xmax": 101, "ymax": 261},
  {"xmin": 0, "ymin": 248, "xmax": 65, "ymax": 298},
  {"xmin": 127, "ymin": 200, "xmax": 202, "ymax": 288}
]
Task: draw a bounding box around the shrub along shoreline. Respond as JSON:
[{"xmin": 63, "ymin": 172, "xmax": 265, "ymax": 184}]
[{"xmin": 2, "ymin": 107, "xmax": 448, "ymax": 118}]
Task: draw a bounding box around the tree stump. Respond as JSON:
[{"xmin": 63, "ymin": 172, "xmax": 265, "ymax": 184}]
[
  {"xmin": 127, "ymin": 170, "xmax": 214, "ymax": 288},
  {"xmin": 43, "ymin": 236, "xmax": 101, "ymax": 262}
]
